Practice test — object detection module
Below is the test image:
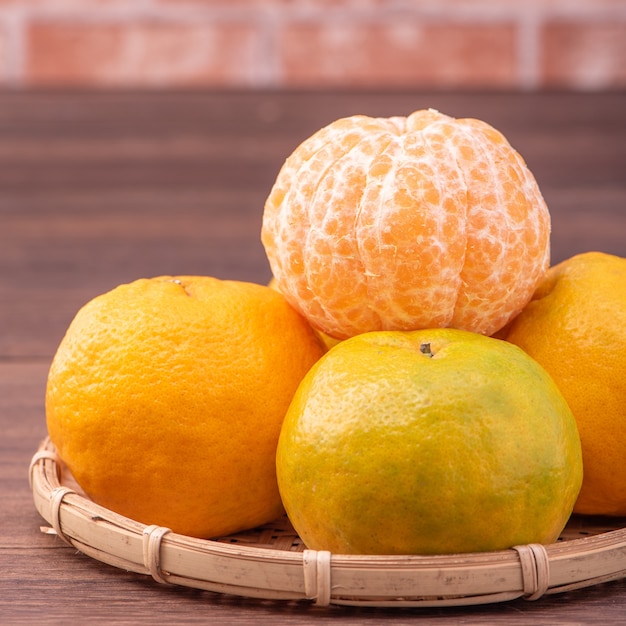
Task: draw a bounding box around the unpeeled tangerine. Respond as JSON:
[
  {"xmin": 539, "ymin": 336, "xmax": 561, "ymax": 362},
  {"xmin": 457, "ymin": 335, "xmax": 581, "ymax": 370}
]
[{"xmin": 261, "ymin": 109, "xmax": 550, "ymax": 339}]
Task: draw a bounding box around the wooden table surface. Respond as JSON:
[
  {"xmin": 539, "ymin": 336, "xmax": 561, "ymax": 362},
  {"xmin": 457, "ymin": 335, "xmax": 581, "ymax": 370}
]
[{"xmin": 2, "ymin": 89, "xmax": 625, "ymax": 625}]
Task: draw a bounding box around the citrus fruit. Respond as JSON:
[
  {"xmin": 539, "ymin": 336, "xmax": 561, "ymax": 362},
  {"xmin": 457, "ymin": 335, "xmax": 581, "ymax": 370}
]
[
  {"xmin": 262, "ymin": 109, "xmax": 550, "ymax": 340},
  {"xmin": 46, "ymin": 276, "xmax": 326, "ymax": 538},
  {"xmin": 276, "ymin": 328, "xmax": 582, "ymax": 555},
  {"xmin": 268, "ymin": 276, "xmax": 341, "ymax": 349},
  {"xmin": 500, "ymin": 251, "xmax": 626, "ymax": 516}
]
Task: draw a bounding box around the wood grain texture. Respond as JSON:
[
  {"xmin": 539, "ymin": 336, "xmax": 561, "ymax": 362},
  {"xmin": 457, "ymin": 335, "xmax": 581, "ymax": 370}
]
[{"xmin": 1, "ymin": 90, "xmax": 625, "ymax": 625}]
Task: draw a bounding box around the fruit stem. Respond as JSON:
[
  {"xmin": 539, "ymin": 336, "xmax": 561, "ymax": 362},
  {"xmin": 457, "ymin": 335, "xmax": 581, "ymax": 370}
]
[{"xmin": 420, "ymin": 342, "xmax": 433, "ymax": 358}]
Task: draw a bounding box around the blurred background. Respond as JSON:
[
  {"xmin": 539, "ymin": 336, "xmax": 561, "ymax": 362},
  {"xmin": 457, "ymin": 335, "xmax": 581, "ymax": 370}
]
[
  {"xmin": 0, "ymin": 0, "xmax": 624, "ymax": 91},
  {"xmin": 2, "ymin": 0, "xmax": 625, "ymax": 358}
]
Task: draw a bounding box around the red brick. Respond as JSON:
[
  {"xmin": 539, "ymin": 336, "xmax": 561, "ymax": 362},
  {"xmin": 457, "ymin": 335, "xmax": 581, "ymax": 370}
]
[
  {"xmin": 278, "ymin": 20, "xmax": 517, "ymax": 88},
  {"xmin": 541, "ymin": 21, "xmax": 626, "ymax": 89},
  {"xmin": 153, "ymin": 0, "xmax": 385, "ymax": 6},
  {"xmin": 431, "ymin": 0, "xmax": 625, "ymax": 7},
  {"xmin": 0, "ymin": 28, "xmax": 7, "ymax": 84},
  {"xmin": 0, "ymin": 0, "xmax": 144, "ymax": 6},
  {"xmin": 25, "ymin": 21, "xmax": 262, "ymax": 87}
]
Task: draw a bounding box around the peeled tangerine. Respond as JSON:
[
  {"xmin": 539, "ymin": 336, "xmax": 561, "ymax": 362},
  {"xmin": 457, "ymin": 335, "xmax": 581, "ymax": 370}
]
[{"xmin": 262, "ymin": 109, "xmax": 550, "ymax": 339}]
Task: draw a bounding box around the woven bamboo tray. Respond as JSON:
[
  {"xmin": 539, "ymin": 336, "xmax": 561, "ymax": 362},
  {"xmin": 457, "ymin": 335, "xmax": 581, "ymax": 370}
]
[{"xmin": 29, "ymin": 437, "xmax": 626, "ymax": 608}]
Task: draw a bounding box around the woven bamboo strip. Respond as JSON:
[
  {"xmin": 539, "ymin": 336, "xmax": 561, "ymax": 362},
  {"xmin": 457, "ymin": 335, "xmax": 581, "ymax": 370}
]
[{"xmin": 29, "ymin": 437, "xmax": 626, "ymax": 607}]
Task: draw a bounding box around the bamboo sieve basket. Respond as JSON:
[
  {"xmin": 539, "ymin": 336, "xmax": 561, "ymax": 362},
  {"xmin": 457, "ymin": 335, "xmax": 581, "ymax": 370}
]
[{"xmin": 29, "ymin": 437, "xmax": 626, "ymax": 608}]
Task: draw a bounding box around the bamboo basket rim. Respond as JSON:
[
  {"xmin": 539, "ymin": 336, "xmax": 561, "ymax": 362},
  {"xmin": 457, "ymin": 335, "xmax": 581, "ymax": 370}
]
[{"xmin": 29, "ymin": 437, "xmax": 626, "ymax": 608}]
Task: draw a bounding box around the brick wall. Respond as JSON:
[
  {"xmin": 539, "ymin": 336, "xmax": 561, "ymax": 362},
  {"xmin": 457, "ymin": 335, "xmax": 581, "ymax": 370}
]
[{"xmin": 0, "ymin": 0, "xmax": 624, "ymax": 90}]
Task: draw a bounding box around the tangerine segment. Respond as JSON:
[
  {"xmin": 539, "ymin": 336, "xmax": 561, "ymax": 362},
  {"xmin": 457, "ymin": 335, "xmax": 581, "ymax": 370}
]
[{"xmin": 262, "ymin": 109, "xmax": 550, "ymax": 339}]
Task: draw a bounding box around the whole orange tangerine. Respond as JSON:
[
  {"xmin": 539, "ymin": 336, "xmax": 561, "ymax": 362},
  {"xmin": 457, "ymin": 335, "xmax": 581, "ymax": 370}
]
[
  {"xmin": 262, "ymin": 109, "xmax": 550, "ymax": 339},
  {"xmin": 501, "ymin": 252, "xmax": 626, "ymax": 516},
  {"xmin": 45, "ymin": 276, "xmax": 326, "ymax": 538}
]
